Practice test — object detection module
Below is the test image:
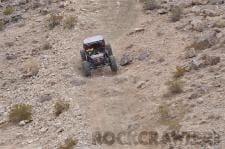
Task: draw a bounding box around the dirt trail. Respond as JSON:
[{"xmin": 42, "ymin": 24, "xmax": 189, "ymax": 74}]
[{"xmin": 78, "ymin": 0, "xmax": 142, "ymax": 139}]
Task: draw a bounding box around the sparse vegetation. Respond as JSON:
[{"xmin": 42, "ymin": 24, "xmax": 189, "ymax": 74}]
[
  {"xmin": 173, "ymin": 66, "xmax": 186, "ymax": 79},
  {"xmin": 3, "ymin": 7, "xmax": 15, "ymax": 15},
  {"xmin": 20, "ymin": 59, "xmax": 39, "ymax": 78},
  {"xmin": 166, "ymin": 80, "xmax": 183, "ymax": 94},
  {"xmin": 9, "ymin": 104, "xmax": 32, "ymax": 123},
  {"xmin": 63, "ymin": 16, "xmax": 78, "ymax": 29},
  {"xmin": 141, "ymin": 0, "xmax": 160, "ymax": 11},
  {"xmin": 187, "ymin": 40, "xmax": 210, "ymax": 51},
  {"xmin": 170, "ymin": 6, "xmax": 182, "ymax": 22},
  {"xmin": 48, "ymin": 13, "xmax": 63, "ymax": 29},
  {"xmin": 42, "ymin": 42, "xmax": 52, "ymax": 50},
  {"xmin": 59, "ymin": 137, "xmax": 77, "ymax": 149},
  {"xmin": 0, "ymin": 20, "xmax": 4, "ymax": 31},
  {"xmin": 158, "ymin": 102, "xmax": 186, "ymax": 130},
  {"xmin": 54, "ymin": 100, "xmax": 69, "ymax": 116}
]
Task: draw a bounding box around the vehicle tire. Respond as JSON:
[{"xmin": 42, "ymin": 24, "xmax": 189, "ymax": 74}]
[
  {"xmin": 106, "ymin": 44, "xmax": 113, "ymax": 56},
  {"xmin": 82, "ymin": 61, "xmax": 91, "ymax": 76},
  {"xmin": 109, "ymin": 56, "xmax": 118, "ymax": 72},
  {"xmin": 80, "ymin": 50, "xmax": 86, "ymax": 61}
]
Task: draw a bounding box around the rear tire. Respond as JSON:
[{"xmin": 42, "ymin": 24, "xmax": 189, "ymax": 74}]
[
  {"xmin": 80, "ymin": 50, "xmax": 86, "ymax": 61},
  {"xmin": 106, "ymin": 44, "xmax": 113, "ymax": 56},
  {"xmin": 109, "ymin": 56, "xmax": 118, "ymax": 72},
  {"xmin": 82, "ymin": 61, "xmax": 91, "ymax": 77}
]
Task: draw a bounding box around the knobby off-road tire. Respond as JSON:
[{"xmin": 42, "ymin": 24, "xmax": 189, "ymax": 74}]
[
  {"xmin": 109, "ymin": 55, "xmax": 118, "ymax": 72},
  {"xmin": 80, "ymin": 50, "xmax": 86, "ymax": 61},
  {"xmin": 106, "ymin": 44, "xmax": 113, "ymax": 56},
  {"xmin": 82, "ymin": 61, "xmax": 91, "ymax": 77}
]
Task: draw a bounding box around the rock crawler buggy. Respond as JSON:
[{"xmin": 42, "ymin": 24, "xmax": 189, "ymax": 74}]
[{"xmin": 80, "ymin": 35, "xmax": 118, "ymax": 76}]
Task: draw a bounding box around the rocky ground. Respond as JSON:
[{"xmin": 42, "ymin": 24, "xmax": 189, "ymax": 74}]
[{"xmin": 1, "ymin": 0, "xmax": 225, "ymax": 149}]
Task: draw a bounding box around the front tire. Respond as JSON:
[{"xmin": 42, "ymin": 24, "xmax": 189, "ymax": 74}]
[
  {"xmin": 82, "ymin": 61, "xmax": 91, "ymax": 77},
  {"xmin": 106, "ymin": 44, "xmax": 113, "ymax": 56},
  {"xmin": 80, "ymin": 50, "xmax": 86, "ymax": 61},
  {"xmin": 109, "ymin": 56, "xmax": 118, "ymax": 72}
]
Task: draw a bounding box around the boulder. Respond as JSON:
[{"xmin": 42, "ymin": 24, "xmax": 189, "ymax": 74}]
[{"xmin": 119, "ymin": 53, "xmax": 133, "ymax": 66}]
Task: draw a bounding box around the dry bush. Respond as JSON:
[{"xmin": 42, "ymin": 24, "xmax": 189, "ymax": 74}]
[
  {"xmin": 42, "ymin": 42, "xmax": 52, "ymax": 50},
  {"xmin": 63, "ymin": 16, "xmax": 78, "ymax": 29},
  {"xmin": 0, "ymin": 20, "xmax": 4, "ymax": 31},
  {"xmin": 48, "ymin": 13, "xmax": 63, "ymax": 29},
  {"xmin": 158, "ymin": 102, "xmax": 186, "ymax": 130},
  {"xmin": 166, "ymin": 80, "xmax": 183, "ymax": 94},
  {"xmin": 141, "ymin": 0, "xmax": 160, "ymax": 11},
  {"xmin": 54, "ymin": 100, "xmax": 69, "ymax": 116},
  {"xmin": 170, "ymin": 6, "xmax": 182, "ymax": 22},
  {"xmin": 9, "ymin": 104, "xmax": 32, "ymax": 123},
  {"xmin": 20, "ymin": 59, "xmax": 39, "ymax": 78},
  {"xmin": 173, "ymin": 66, "xmax": 186, "ymax": 79},
  {"xmin": 186, "ymin": 40, "xmax": 210, "ymax": 51},
  {"xmin": 3, "ymin": 7, "xmax": 15, "ymax": 15},
  {"xmin": 59, "ymin": 137, "xmax": 77, "ymax": 149}
]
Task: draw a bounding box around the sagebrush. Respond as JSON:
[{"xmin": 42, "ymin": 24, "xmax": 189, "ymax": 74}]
[
  {"xmin": 9, "ymin": 104, "xmax": 32, "ymax": 123},
  {"xmin": 54, "ymin": 100, "xmax": 69, "ymax": 116}
]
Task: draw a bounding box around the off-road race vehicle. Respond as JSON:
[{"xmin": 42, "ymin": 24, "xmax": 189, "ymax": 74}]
[{"xmin": 80, "ymin": 35, "xmax": 118, "ymax": 76}]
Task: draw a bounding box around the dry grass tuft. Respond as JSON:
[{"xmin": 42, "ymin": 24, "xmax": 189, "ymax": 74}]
[
  {"xmin": 59, "ymin": 137, "xmax": 77, "ymax": 149},
  {"xmin": 20, "ymin": 59, "xmax": 39, "ymax": 78},
  {"xmin": 166, "ymin": 80, "xmax": 183, "ymax": 94},
  {"xmin": 3, "ymin": 7, "xmax": 15, "ymax": 15},
  {"xmin": 173, "ymin": 66, "xmax": 186, "ymax": 79},
  {"xmin": 9, "ymin": 104, "xmax": 32, "ymax": 123},
  {"xmin": 0, "ymin": 20, "xmax": 4, "ymax": 31},
  {"xmin": 54, "ymin": 100, "xmax": 69, "ymax": 116},
  {"xmin": 141, "ymin": 0, "xmax": 160, "ymax": 10},
  {"xmin": 158, "ymin": 102, "xmax": 186, "ymax": 130},
  {"xmin": 170, "ymin": 6, "xmax": 182, "ymax": 22},
  {"xmin": 48, "ymin": 13, "xmax": 63, "ymax": 29},
  {"xmin": 63, "ymin": 16, "xmax": 78, "ymax": 29}
]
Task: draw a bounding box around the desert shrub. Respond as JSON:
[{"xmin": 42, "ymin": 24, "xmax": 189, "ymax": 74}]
[
  {"xmin": 48, "ymin": 13, "xmax": 63, "ymax": 29},
  {"xmin": 141, "ymin": 0, "xmax": 160, "ymax": 10},
  {"xmin": 0, "ymin": 20, "xmax": 4, "ymax": 31},
  {"xmin": 59, "ymin": 137, "xmax": 77, "ymax": 149},
  {"xmin": 20, "ymin": 59, "xmax": 39, "ymax": 78},
  {"xmin": 3, "ymin": 7, "xmax": 15, "ymax": 15},
  {"xmin": 42, "ymin": 42, "xmax": 52, "ymax": 50},
  {"xmin": 173, "ymin": 66, "xmax": 186, "ymax": 78},
  {"xmin": 9, "ymin": 104, "xmax": 32, "ymax": 123},
  {"xmin": 166, "ymin": 80, "xmax": 183, "ymax": 94},
  {"xmin": 158, "ymin": 102, "xmax": 185, "ymax": 130},
  {"xmin": 187, "ymin": 40, "xmax": 210, "ymax": 51},
  {"xmin": 170, "ymin": 6, "xmax": 182, "ymax": 22},
  {"xmin": 63, "ymin": 16, "xmax": 77, "ymax": 29},
  {"xmin": 54, "ymin": 100, "xmax": 69, "ymax": 116}
]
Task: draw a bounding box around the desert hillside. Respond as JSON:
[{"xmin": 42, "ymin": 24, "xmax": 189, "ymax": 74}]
[{"xmin": 1, "ymin": 0, "xmax": 225, "ymax": 149}]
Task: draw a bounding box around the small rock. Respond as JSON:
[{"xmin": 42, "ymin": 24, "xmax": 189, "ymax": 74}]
[
  {"xmin": 70, "ymin": 79, "xmax": 86, "ymax": 86},
  {"xmin": 136, "ymin": 81, "xmax": 146, "ymax": 89},
  {"xmin": 157, "ymin": 9, "xmax": 168, "ymax": 15},
  {"xmin": 5, "ymin": 42, "xmax": 14, "ymax": 47},
  {"xmin": 39, "ymin": 94, "xmax": 52, "ymax": 103},
  {"xmin": 5, "ymin": 53, "xmax": 17, "ymax": 60},
  {"xmin": 190, "ymin": 18, "xmax": 206, "ymax": 32},
  {"xmin": 185, "ymin": 48, "xmax": 197, "ymax": 59},
  {"xmin": 119, "ymin": 53, "xmax": 133, "ymax": 66},
  {"xmin": 19, "ymin": 120, "xmax": 30, "ymax": 126},
  {"xmin": 203, "ymin": 55, "xmax": 220, "ymax": 66},
  {"xmin": 137, "ymin": 50, "xmax": 150, "ymax": 61},
  {"xmin": 213, "ymin": 19, "xmax": 225, "ymax": 28},
  {"xmin": 57, "ymin": 128, "xmax": 64, "ymax": 133},
  {"xmin": 40, "ymin": 127, "xmax": 48, "ymax": 133},
  {"xmin": 113, "ymin": 76, "xmax": 129, "ymax": 84},
  {"xmin": 197, "ymin": 98, "xmax": 204, "ymax": 104},
  {"xmin": 190, "ymin": 59, "xmax": 202, "ymax": 70}
]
